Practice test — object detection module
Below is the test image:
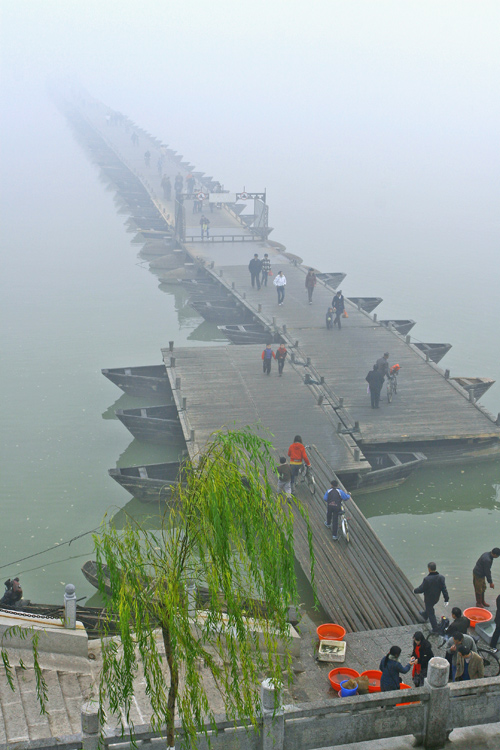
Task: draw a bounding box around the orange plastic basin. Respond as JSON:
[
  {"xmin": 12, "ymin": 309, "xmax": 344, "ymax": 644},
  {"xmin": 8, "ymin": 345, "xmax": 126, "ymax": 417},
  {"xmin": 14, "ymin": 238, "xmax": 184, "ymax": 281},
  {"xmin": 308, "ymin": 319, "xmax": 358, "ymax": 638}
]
[
  {"xmin": 464, "ymin": 607, "xmax": 493, "ymax": 628},
  {"xmin": 397, "ymin": 683, "xmax": 420, "ymax": 707},
  {"xmin": 328, "ymin": 667, "xmax": 359, "ymax": 692},
  {"xmin": 317, "ymin": 623, "xmax": 347, "ymax": 641},
  {"xmin": 360, "ymin": 669, "xmax": 382, "ymax": 693}
]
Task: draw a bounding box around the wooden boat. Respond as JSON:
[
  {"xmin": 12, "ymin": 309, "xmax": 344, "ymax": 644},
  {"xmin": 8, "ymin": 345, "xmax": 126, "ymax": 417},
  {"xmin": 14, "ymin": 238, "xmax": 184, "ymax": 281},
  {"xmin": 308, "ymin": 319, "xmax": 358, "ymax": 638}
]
[
  {"xmin": 347, "ymin": 297, "xmax": 383, "ymax": 313},
  {"xmin": 217, "ymin": 324, "xmax": 284, "ymax": 345},
  {"xmin": 316, "ymin": 272, "xmax": 347, "ymax": 290},
  {"xmin": 450, "ymin": 377, "xmax": 495, "ymax": 400},
  {"xmin": 149, "ymin": 252, "xmax": 189, "ymax": 270},
  {"xmin": 132, "ymin": 231, "xmax": 172, "ymax": 244},
  {"xmin": 414, "ymin": 342, "xmax": 452, "ymax": 364},
  {"xmin": 102, "ymin": 365, "xmax": 172, "ymax": 398},
  {"xmin": 0, "ymin": 600, "xmax": 119, "ymax": 639},
  {"xmin": 81, "ymin": 560, "xmax": 298, "ymax": 623},
  {"xmin": 180, "ymin": 278, "xmax": 217, "ymax": 288},
  {"xmin": 339, "ymin": 451, "xmax": 427, "ymax": 493},
  {"xmin": 115, "ymin": 404, "xmax": 183, "ymax": 443},
  {"xmin": 108, "ymin": 461, "xmax": 182, "ymax": 501},
  {"xmin": 379, "ymin": 320, "xmax": 416, "ymax": 336},
  {"xmin": 190, "ymin": 300, "xmax": 255, "ymax": 324}
]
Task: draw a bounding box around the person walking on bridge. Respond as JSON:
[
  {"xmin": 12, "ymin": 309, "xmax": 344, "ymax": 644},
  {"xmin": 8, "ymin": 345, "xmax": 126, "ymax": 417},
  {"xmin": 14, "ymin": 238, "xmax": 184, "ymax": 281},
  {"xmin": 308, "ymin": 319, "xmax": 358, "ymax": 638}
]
[
  {"xmin": 332, "ymin": 290, "xmax": 345, "ymax": 328},
  {"xmin": 261, "ymin": 253, "xmax": 271, "ymax": 287},
  {"xmin": 274, "ymin": 270, "xmax": 286, "ymax": 305},
  {"xmin": 323, "ymin": 479, "xmax": 350, "ymax": 541},
  {"xmin": 413, "ymin": 562, "xmax": 449, "ymax": 634},
  {"xmin": 288, "ymin": 436, "xmax": 310, "ymax": 493},
  {"xmin": 161, "ymin": 174, "xmax": 171, "ymax": 201},
  {"xmin": 261, "ymin": 344, "xmax": 275, "ymax": 375},
  {"xmin": 275, "ymin": 343, "xmax": 287, "ymax": 376},
  {"xmin": 200, "ymin": 215, "xmax": 210, "ymax": 240},
  {"xmin": 376, "ymin": 352, "xmax": 390, "ymax": 379},
  {"xmin": 366, "ymin": 365, "xmax": 384, "ymax": 409},
  {"xmin": 305, "ymin": 269, "xmax": 317, "ymax": 304},
  {"xmin": 473, "ymin": 548, "xmax": 500, "ymax": 608},
  {"xmin": 248, "ymin": 254, "xmax": 262, "ymax": 290}
]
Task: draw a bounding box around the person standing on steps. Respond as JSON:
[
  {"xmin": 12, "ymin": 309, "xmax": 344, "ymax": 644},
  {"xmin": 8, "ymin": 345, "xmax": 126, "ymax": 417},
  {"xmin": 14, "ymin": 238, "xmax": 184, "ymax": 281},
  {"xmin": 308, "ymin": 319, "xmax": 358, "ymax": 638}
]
[
  {"xmin": 413, "ymin": 562, "xmax": 449, "ymax": 633},
  {"xmin": 323, "ymin": 479, "xmax": 350, "ymax": 541},
  {"xmin": 275, "ymin": 343, "xmax": 287, "ymax": 376},
  {"xmin": 305, "ymin": 269, "xmax": 317, "ymax": 304},
  {"xmin": 332, "ymin": 290, "xmax": 345, "ymax": 328},
  {"xmin": 261, "ymin": 253, "xmax": 271, "ymax": 287},
  {"xmin": 248, "ymin": 254, "xmax": 262, "ymax": 290},
  {"xmin": 366, "ymin": 364, "xmax": 384, "ymax": 409},
  {"xmin": 273, "ymin": 270, "xmax": 286, "ymax": 305},
  {"xmin": 261, "ymin": 344, "xmax": 275, "ymax": 375},
  {"xmin": 473, "ymin": 548, "xmax": 500, "ymax": 608},
  {"xmin": 379, "ymin": 646, "xmax": 413, "ymax": 692}
]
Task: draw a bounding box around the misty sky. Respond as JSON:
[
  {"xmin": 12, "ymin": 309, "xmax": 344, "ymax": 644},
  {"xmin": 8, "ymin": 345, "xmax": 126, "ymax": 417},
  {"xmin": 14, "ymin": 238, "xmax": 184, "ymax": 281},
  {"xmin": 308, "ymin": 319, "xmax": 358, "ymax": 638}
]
[{"xmin": 1, "ymin": 1, "xmax": 499, "ymax": 308}]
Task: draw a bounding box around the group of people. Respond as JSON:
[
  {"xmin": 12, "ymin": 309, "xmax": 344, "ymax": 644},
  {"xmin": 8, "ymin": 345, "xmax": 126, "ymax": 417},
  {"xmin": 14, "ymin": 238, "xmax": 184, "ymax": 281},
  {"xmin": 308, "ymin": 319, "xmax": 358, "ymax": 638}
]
[
  {"xmin": 326, "ymin": 290, "xmax": 345, "ymax": 329},
  {"xmin": 261, "ymin": 343, "xmax": 288, "ymax": 376},
  {"xmin": 365, "ymin": 352, "xmax": 400, "ymax": 408},
  {"xmin": 276, "ymin": 436, "xmax": 311, "ymax": 496},
  {"xmin": 248, "ymin": 253, "xmax": 272, "ymax": 290}
]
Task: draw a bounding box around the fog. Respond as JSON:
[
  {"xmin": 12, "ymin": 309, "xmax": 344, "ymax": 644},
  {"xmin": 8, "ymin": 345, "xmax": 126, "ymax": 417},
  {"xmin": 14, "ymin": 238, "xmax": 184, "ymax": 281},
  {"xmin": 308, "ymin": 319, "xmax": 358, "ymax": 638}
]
[
  {"xmin": 1, "ymin": 1, "xmax": 499, "ymax": 602},
  {"xmin": 2, "ymin": 1, "xmax": 500, "ymax": 367}
]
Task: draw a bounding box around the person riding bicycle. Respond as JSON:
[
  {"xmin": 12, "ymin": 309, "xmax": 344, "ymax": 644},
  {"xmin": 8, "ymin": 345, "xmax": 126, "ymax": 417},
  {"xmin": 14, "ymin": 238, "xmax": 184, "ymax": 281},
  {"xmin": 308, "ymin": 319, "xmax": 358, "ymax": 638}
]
[
  {"xmin": 323, "ymin": 480, "xmax": 350, "ymax": 541},
  {"xmin": 288, "ymin": 435, "xmax": 310, "ymax": 493}
]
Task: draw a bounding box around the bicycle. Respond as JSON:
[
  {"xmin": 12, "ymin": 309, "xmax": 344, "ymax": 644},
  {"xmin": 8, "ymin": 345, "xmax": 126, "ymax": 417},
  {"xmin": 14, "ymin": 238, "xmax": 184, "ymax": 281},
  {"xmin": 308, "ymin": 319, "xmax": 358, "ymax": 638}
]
[
  {"xmin": 295, "ymin": 461, "xmax": 316, "ymax": 496},
  {"xmin": 386, "ymin": 373, "xmax": 398, "ymax": 403},
  {"xmin": 339, "ymin": 500, "xmax": 350, "ymax": 543}
]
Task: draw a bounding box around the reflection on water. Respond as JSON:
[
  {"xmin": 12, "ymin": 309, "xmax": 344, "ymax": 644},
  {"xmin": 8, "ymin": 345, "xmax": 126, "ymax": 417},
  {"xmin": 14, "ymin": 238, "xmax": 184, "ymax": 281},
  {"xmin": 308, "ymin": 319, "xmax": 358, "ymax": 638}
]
[{"xmin": 356, "ymin": 461, "xmax": 500, "ymax": 609}]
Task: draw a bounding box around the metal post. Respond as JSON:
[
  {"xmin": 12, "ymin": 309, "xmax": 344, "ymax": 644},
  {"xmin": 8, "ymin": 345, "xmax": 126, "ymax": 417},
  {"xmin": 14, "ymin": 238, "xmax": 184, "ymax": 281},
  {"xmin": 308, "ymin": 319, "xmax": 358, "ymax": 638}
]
[
  {"xmin": 468, "ymin": 390, "xmax": 475, "ymax": 403},
  {"xmin": 232, "ymin": 281, "xmax": 235, "ymax": 289},
  {"xmin": 272, "ymin": 316, "xmax": 276, "ymax": 326},
  {"xmin": 406, "ymin": 335, "xmax": 411, "ymax": 344},
  {"xmin": 291, "ymin": 353, "xmax": 295, "ymax": 363},
  {"xmin": 258, "ymin": 304, "xmax": 262, "ymax": 313},
  {"xmin": 306, "ymin": 357, "xmax": 311, "ymax": 366},
  {"xmin": 190, "ymin": 429, "xmax": 195, "ymax": 442},
  {"xmin": 294, "ymin": 340, "xmax": 299, "ymax": 348},
  {"xmin": 354, "ymin": 448, "xmax": 361, "ymax": 461},
  {"xmin": 175, "ymin": 376, "xmax": 181, "ymax": 389},
  {"xmin": 317, "ymin": 395, "xmax": 324, "ymax": 405},
  {"xmin": 373, "ymin": 313, "xmax": 377, "ymax": 322},
  {"xmin": 320, "ymin": 376, "xmax": 325, "ymax": 384},
  {"xmin": 243, "ymin": 292, "xmax": 246, "ymax": 300},
  {"xmin": 426, "ymin": 353, "xmax": 430, "ymax": 362},
  {"xmin": 283, "ymin": 324, "xmax": 287, "ymax": 334},
  {"xmin": 339, "ymin": 397, "xmax": 344, "ymax": 407},
  {"xmin": 64, "ymin": 584, "xmax": 77, "ymax": 629},
  {"xmin": 496, "ymin": 413, "xmax": 500, "ymax": 426},
  {"xmin": 182, "ymin": 397, "xmax": 187, "ymax": 410},
  {"xmin": 170, "ymin": 356, "xmax": 176, "ymax": 367},
  {"xmin": 337, "ymin": 423, "xmax": 342, "ymax": 433},
  {"xmin": 169, "ymin": 341, "xmax": 174, "ymax": 352},
  {"xmin": 354, "ymin": 421, "xmax": 360, "ymax": 431},
  {"xmin": 444, "ymin": 369, "xmax": 450, "ymax": 379}
]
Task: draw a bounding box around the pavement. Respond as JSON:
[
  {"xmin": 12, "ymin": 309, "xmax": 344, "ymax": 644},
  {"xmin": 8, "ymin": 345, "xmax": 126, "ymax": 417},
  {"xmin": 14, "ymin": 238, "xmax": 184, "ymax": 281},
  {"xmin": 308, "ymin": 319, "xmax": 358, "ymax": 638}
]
[{"xmin": 2, "ymin": 608, "xmax": 499, "ymax": 748}]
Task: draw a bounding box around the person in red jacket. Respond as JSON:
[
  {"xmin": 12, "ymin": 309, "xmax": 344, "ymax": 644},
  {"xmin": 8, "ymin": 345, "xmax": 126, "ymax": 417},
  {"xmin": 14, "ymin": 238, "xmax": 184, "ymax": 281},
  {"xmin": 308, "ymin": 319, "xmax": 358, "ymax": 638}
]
[{"xmin": 288, "ymin": 435, "xmax": 310, "ymax": 492}]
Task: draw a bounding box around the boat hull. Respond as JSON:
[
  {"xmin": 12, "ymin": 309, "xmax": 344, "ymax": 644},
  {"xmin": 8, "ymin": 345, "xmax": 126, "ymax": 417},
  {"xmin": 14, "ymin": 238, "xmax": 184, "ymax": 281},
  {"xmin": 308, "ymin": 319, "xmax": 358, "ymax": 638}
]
[
  {"xmin": 116, "ymin": 405, "xmax": 183, "ymax": 443},
  {"xmin": 414, "ymin": 343, "xmax": 452, "ymax": 363},
  {"xmin": 217, "ymin": 324, "xmax": 284, "ymax": 345},
  {"xmin": 109, "ymin": 462, "xmax": 181, "ymax": 502},
  {"xmin": 379, "ymin": 320, "xmax": 416, "ymax": 336},
  {"xmin": 102, "ymin": 365, "xmax": 172, "ymax": 398},
  {"xmin": 347, "ymin": 297, "xmax": 383, "ymax": 313},
  {"xmin": 339, "ymin": 451, "xmax": 427, "ymax": 493}
]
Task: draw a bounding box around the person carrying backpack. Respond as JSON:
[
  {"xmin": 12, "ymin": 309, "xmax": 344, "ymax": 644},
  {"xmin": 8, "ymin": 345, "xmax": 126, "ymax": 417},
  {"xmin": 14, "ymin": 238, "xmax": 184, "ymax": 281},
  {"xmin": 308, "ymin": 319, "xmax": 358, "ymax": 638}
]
[{"xmin": 323, "ymin": 479, "xmax": 350, "ymax": 541}]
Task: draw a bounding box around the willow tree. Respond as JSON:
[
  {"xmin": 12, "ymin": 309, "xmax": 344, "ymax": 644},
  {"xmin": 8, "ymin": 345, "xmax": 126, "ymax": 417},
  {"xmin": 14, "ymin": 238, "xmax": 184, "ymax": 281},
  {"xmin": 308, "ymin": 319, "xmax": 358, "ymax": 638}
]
[{"xmin": 94, "ymin": 427, "xmax": 315, "ymax": 750}]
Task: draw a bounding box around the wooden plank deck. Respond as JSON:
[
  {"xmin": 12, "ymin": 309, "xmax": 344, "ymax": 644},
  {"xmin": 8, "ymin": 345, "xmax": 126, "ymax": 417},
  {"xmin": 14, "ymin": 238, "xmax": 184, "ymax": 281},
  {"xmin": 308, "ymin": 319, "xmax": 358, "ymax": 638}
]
[{"xmin": 161, "ymin": 345, "xmax": 368, "ymax": 476}]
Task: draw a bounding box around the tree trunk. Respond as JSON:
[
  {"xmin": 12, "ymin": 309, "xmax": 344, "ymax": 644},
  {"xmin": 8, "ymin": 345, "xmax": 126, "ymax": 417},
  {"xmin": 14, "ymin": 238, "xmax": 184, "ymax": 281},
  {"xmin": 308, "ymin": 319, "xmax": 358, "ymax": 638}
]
[{"xmin": 162, "ymin": 626, "xmax": 179, "ymax": 749}]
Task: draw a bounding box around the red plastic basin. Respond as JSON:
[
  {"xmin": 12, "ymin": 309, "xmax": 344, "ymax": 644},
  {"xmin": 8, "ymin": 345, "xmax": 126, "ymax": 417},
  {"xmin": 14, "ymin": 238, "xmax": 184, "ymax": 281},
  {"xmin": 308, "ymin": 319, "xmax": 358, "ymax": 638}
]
[
  {"xmin": 328, "ymin": 667, "xmax": 359, "ymax": 692},
  {"xmin": 317, "ymin": 623, "xmax": 347, "ymax": 641},
  {"xmin": 360, "ymin": 669, "xmax": 382, "ymax": 693},
  {"xmin": 464, "ymin": 607, "xmax": 493, "ymax": 628}
]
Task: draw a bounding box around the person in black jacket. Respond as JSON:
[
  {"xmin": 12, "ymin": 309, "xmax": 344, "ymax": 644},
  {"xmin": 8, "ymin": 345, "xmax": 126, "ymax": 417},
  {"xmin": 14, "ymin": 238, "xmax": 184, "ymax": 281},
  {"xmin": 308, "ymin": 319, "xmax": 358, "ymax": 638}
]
[
  {"xmin": 248, "ymin": 254, "xmax": 262, "ymax": 290},
  {"xmin": 366, "ymin": 365, "xmax": 385, "ymax": 409},
  {"xmin": 473, "ymin": 548, "xmax": 500, "ymax": 608},
  {"xmin": 445, "ymin": 607, "xmax": 470, "ymax": 637},
  {"xmin": 413, "ymin": 562, "xmax": 449, "ymax": 633},
  {"xmin": 379, "ymin": 646, "xmax": 413, "ymax": 692},
  {"xmin": 489, "ymin": 594, "xmax": 500, "ymax": 651},
  {"xmin": 411, "ymin": 631, "xmax": 433, "ymax": 687},
  {"xmin": 332, "ymin": 290, "xmax": 345, "ymax": 328}
]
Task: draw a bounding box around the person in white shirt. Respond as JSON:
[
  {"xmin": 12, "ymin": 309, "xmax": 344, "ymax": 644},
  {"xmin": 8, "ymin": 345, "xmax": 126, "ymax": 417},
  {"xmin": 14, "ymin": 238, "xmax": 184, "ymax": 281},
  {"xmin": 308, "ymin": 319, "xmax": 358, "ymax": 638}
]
[{"xmin": 273, "ymin": 270, "xmax": 286, "ymax": 305}]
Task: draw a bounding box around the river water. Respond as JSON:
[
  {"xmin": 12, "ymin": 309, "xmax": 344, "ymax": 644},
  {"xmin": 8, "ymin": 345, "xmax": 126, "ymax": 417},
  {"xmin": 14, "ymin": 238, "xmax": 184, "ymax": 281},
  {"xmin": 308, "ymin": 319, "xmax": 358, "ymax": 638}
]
[{"xmin": 1, "ymin": 85, "xmax": 499, "ymax": 613}]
